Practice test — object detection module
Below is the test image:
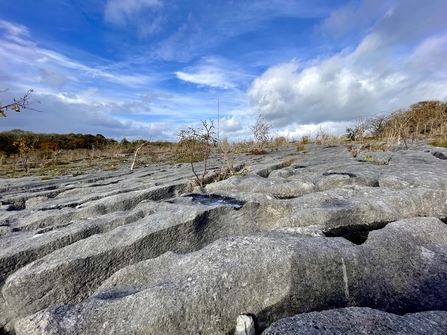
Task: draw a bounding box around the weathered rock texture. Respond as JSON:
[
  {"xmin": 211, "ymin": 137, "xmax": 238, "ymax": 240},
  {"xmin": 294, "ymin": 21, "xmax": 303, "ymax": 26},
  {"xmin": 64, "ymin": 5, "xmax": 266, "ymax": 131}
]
[
  {"xmin": 2, "ymin": 143, "xmax": 447, "ymax": 334},
  {"xmin": 13, "ymin": 217, "xmax": 447, "ymax": 335},
  {"xmin": 262, "ymin": 307, "xmax": 447, "ymax": 335}
]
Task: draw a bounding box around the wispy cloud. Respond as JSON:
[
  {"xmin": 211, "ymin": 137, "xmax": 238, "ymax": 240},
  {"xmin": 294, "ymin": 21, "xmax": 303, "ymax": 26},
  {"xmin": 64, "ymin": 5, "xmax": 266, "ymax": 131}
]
[
  {"xmin": 318, "ymin": 0, "xmax": 389, "ymax": 38},
  {"xmin": 0, "ymin": 19, "xmax": 32, "ymax": 46},
  {"xmin": 0, "ymin": 23, "xmax": 153, "ymax": 93},
  {"xmin": 104, "ymin": 0, "xmax": 163, "ymax": 26},
  {"xmin": 175, "ymin": 57, "xmax": 253, "ymax": 90}
]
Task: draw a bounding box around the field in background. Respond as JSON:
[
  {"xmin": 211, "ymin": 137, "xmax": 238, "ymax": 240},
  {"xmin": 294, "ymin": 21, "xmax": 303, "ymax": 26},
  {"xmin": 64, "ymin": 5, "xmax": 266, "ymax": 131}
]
[{"xmin": 1, "ymin": 99, "xmax": 446, "ymax": 179}]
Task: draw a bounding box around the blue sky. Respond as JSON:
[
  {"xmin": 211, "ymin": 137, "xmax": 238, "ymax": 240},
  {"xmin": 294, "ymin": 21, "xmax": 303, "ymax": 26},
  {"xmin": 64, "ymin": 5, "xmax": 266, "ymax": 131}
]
[{"xmin": 0, "ymin": 0, "xmax": 446, "ymax": 141}]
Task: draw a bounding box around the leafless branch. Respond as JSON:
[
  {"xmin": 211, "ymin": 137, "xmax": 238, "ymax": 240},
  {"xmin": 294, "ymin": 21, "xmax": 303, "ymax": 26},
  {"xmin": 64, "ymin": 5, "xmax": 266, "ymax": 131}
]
[{"xmin": 0, "ymin": 89, "xmax": 42, "ymax": 117}]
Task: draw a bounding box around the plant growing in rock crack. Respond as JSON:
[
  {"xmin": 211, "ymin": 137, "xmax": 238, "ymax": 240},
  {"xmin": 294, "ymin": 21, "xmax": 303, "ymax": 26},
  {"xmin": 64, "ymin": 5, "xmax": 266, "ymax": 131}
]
[
  {"xmin": 218, "ymin": 137, "xmax": 238, "ymax": 177},
  {"xmin": 249, "ymin": 114, "xmax": 273, "ymax": 154},
  {"xmin": 177, "ymin": 120, "xmax": 216, "ymax": 187},
  {"xmin": 364, "ymin": 155, "xmax": 392, "ymax": 165}
]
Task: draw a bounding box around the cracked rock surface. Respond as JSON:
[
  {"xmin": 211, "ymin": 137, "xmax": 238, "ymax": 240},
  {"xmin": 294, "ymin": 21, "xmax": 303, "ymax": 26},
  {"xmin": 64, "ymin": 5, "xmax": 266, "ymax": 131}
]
[
  {"xmin": 262, "ymin": 307, "xmax": 447, "ymax": 335},
  {"xmin": 2, "ymin": 143, "xmax": 447, "ymax": 334}
]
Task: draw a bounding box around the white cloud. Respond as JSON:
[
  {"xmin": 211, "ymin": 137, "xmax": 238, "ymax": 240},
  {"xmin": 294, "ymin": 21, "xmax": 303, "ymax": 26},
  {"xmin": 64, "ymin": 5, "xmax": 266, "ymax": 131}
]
[
  {"xmin": 247, "ymin": 30, "xmax": 447, "ymax": 127},
  {"xmin": 319, "ymin": 0, "xmax": 447, "ymax": 47},
  {"xmin": 0, "ymin": 19, "xmax": 32, "ymax": 46},
  {"xmin": 104, "ymin": 0, "xmax": 162, "ymax": 26},
  {"xmin": 0, "ymin": 28, "xmax": 152, "ymax": 90},
  {"xmin": 0, "ymin": 90, "xmax": 179, "ymax": 140},
  {"xmin": 318, "ymin": 0, "xmax": 390, "ymax": 38},
  {"xmin": 175, "ymin": 57, "xmax": 252, "ymax": 90},
  {"xmin": 175, "ymin": 70, "xmax": 232, "ymax": 90},
  {"xmin": 220, "ymin": 115, "xmax": 242, "ymax": 132}
]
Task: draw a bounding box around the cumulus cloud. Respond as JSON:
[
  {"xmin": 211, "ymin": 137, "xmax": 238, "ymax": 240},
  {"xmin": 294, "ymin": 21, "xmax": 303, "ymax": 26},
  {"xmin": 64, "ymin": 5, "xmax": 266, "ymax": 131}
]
[
  {"xmin": 248, "ymin": 1, "xmax": 447, "ymax": 129},
  {"xmin": 220, "ymin": 115, "xmax": 242, "ymax": 132}
]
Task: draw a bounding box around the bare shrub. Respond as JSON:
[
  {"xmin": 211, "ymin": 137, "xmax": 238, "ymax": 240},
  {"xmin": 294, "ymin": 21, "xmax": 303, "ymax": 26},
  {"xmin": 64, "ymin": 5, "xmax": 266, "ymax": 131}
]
[
  {"xmin": 301, "ymin": 130, "xmax": 311, "ymax": 144},
  {"xmin": 177, "ymin": 120, "xmax": 216, "ymax": 187},
  {"xmin": 367, "ymin": 114, "xmax": 389, "ymax": 140},
  {"xmin": 346, "ymin": 117, "xmax": 369, "ymax": 142},
  {"xmin": 249, "ymin": 114, "xmax": 273, "ymax": 153},
  {"xmin": 219, "ymin": 138, "xmax": 237, "ymax": 176},
  {"xmin": 384, "ymin": 109, "xmax": 412, "ymax": 149},
  {"xmin": 314, "ymin": 125, "xmax": 332, "ymax": 145},
  {"xmin": 274, "ymin": 136, "xmax": 289, "ymax": 147}
]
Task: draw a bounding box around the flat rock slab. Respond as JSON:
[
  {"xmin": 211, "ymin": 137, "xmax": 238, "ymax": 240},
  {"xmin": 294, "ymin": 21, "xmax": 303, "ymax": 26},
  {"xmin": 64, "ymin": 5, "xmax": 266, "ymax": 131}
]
[
  {"xmin": 13, "ymin": 217, "xmax": 447, "ymax": 335},
  {"xmin": 262, "ymin": 307, "xmax": 447, "ymax": 335},
  {"xmin": 3, "ymin": 201, "xmax": 254, "ymax": 320}
]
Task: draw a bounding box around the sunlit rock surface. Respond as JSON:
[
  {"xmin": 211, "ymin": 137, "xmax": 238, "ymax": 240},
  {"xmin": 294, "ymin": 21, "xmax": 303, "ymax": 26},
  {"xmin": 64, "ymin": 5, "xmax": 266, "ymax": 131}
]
[{"xmin": 1, "ymin": 143, "xmax": 447, "ymax": 334}]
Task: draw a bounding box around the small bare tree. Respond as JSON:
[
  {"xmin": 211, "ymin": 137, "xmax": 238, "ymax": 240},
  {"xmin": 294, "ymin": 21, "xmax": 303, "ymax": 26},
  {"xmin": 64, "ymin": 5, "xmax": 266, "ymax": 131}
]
[
  {"xmin": 0, "ymin": 89, "xmax": 41, "ymax": 117},
  {"xmin": 367, "ymin": 114, "xmax": 389, "ymax": 140},
  {"xmin": 249, "ymin": 114, "xmax": 273, "ymax": 154},
  {"xmin": 131, "ymin": 139, "xmax": 151, "ymax": 170},
  {"xmin": 177, "ymin": 120, "xmax": 216, "ymax": 187}
]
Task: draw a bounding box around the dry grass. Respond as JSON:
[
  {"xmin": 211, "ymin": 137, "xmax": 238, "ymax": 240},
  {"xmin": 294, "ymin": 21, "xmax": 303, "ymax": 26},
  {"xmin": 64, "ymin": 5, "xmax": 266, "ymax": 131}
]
[{"xmin": 0, "ymin": 143, "xmax": 178, "ymax": 178}]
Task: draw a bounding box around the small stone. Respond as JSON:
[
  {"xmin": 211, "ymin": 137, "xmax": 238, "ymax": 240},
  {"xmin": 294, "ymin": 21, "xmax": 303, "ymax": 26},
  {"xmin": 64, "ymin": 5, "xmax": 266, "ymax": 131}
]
[{"xmin": 235, "ymin": 314, "xmax": 255, "ymax": 335}]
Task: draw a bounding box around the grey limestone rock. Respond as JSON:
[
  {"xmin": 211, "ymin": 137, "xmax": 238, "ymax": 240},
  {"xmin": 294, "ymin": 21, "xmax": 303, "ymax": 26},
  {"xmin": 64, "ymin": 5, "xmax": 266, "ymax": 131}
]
[
  {"xmin": 2, "ymin": 201, "xmax": 255, "ymax": 320},
  {"xmin": 13, "ymin": 217, "xmax": 447, "ymax": 335},
  {"xmin": 262, "ymin": 307, "xmax": 447, "ymax": 335},
  {"xmin": 3, "ymin": 143, "xmax": 447, "ymax": 334}
]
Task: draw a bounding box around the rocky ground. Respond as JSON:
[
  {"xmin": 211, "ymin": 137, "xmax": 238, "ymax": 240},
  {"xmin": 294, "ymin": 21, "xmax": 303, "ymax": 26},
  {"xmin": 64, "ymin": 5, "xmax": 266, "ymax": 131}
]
[{"xmin": 1, "ymin": 142, "xmax": 447, "ymax": 334}]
